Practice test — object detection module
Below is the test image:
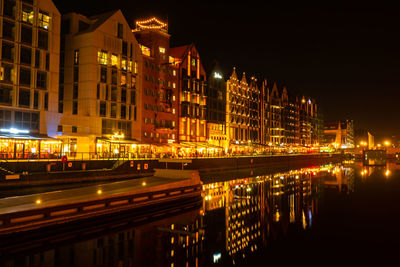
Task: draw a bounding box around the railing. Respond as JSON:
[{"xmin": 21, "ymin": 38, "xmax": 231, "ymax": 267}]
[{"xmin": 0, "ymin": 184, "xmax": 202, "ymax": 234}]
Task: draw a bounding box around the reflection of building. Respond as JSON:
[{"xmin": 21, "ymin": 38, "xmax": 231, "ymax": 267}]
[
  {"xmin": 133, "ymin": 17, "xmax": 179, "ymax": 154},
  {"xmin": 59, "ymin": 10, "xmax": 142, "ymax": 157},
  {"xmin": 0, "ymin": 0, "xmax": 62, "ymax": 159},
  {"xmin": 324, "ymin": 120, "xmax": 354, "ymax": 149}
]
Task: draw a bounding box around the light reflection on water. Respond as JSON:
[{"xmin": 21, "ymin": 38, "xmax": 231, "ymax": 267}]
[{"xmin": 3, "ymin": 162, "xmax": 400, "ymax": 266}]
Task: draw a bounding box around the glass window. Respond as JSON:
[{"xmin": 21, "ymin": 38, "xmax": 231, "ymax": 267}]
[
  {"xmin": 38, "ymin": 10, "xmax": 50, "ymax": 30},
  {"xmin": 0, "ymin": 109, "xmax": 12, "ymax": 128},
  {"xmin": 3, "ymin": 0, "xmax": 16, "ymax": 18},
  {"xmin": 38, "ymin": 30, "xmax": 48, "ymax": 50},
  {"xmin": 100, "ymin": 66, "xmax": 107, "ymax": 83},
  {"xmin": 111, "ymin": 69, "xmax": 117, "ymax": 85},
  {"xmin": 121, "ymin": 73, "xmax": 126, "ymax": 86},
  {"xmin": 111, "ymin": 54, "xmax": 118, "ymax": 67},
  {"xmin": 98, "ymin": 51, "xmax": 107, "ymax": 65},
  {"xmin": 59, "ymin": 85, "xmax": 64, "ymax": 101},
  {"xmin": 45, "ymin": 53, "xmax": 50, "ymax": 70},
  {"xmin": 35, "ymin": 50, "xmax": 40, "ymax": 68},
  {"xmin": 22, "ymin": 5, "xmax": 34, "ymax": 24},
  {"xmin": 122, "ymin": 41, "xmax": 128, "ymax": 56},
  {"xmin": 2, "ymin": 42, "xmax": 14, "ymax": 62},
  {"xmin": 111, "ymin": 86, "xmax": 117, "ymax": 101},
  {"xmin": 121, "ymin": 89, "xmax": 126, "ymax": 103},
  {"xmin": 100, "ymin": 101, "xmax": 106, "ymax": 117},
  {"xmin": 19, "ymin": 68, "xmax": 31, "ymax": 86},
  {"xmin": 74, "ymin": 50, "xmax": 79, "ymax": 65},
  {"xmin": 0, "ymin": 85, "xmax": 13, "ymax": 105},
  {"xmin": 120, "ymin": 105, "xmax": 126, "ymax": 119},
  {"xmin": 111, "ymin": 103, "xmax": 116, "ymax": 118},
  {"xmin": 73, "ymin": 84, "xmax": 78, "ymax": 99},
  {"xmin": 33, "ymin": 91, "xmax": 38, "ymax": 109},
  {"xmin": 130, "ymin": 90, "xmax": 136, "ymax": 105},
  {"xmin": 0, "ymin": 64, "xmax": 13, "ymax": 84},
  {"xmin": 117, "ymin": 23, "xmax": 123, "ymax": 38},
  {"xmin": 36, "ymin": 71, "xmax": 47, "ymax": 89},
  {"xmin": 159, "ymin": 47, "xmax": 165, "ymax": 54},
  {"xmin": 73, "ymin": 66, "xmax": 79, "ymax": 82},
  {"xmin": 20, "ymin": 46, "xmax": 32, "ymax": 65},
  {"xmin": 2, "ymin": 20, "xmax": 14, "ymax": 40},
  {"xmin": 72, "ymin": 126, "xmax": 77, "ymax": 133},
  {"xmin": 140, "ymin": 45, "xmax": 150, "ymax": 56},
  {"xmin": 121, "ymin": 58, "xmax": 127, "ymax": 71},
  {"xmin": 19, "ymin": 89, "xmax": 30, "ymax": 107}
]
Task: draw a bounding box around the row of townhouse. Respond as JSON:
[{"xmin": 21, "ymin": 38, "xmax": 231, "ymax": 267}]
[{"xmin": 0, "ymin": 0, "xmax": 323, "ymax": 159}]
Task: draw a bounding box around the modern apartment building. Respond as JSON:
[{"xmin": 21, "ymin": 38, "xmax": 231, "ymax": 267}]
[
  {"xmin": 0, "ymin": 0, "xmax": 61, "ymax": 159},
  {"xmin": 59, "ymin": 10, "xmax": 142, "ymax": 157}
]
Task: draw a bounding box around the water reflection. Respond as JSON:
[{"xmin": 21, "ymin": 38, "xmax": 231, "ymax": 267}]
[{"xmin": 2, "ymin": 163, "xmax": 363, "ymax": 267}]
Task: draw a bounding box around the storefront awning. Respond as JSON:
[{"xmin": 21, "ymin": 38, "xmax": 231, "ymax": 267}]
[
  {"xmin": 0, "ymin": 133, "xmax": 58, "ymax": 140},
  {"xmin": 96, "ymin": 137, "xmax": 139, "ymax": 144}
]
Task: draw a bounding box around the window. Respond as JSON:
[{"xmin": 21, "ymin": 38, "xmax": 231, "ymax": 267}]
[
  {"xmin": 100, "ymin": 102, "xmax": 106, "ymax": 117},
  {"xmin": 20, "ymin": 47, "xmax": 32, "ymax": 65},
  {"xmin": 111, "ymin": 69, "xmax": 117, "ymax": 85},
  {"xmin": 122, "ymin": 41, "xmax": 128, "ymax": 56},
  {"xmin": 15, "ymin": 111, "xmax": 39, "ymax": 130},
  {"xmin": 101, "ymin": 119, "xmax": 131, "ymax": 136},
  {"xmin": 58, "ymin": 102, "xmax": 63, "ymax": 113},
  {"xmin": 38, "ymin": 10, "xmax": 50, "ymax": 30},
  {"xmin": 73, "ymin": 84, "xmax": 78, "ymax": 99},
  {"xmin": 2, "ymin": 42, "xmax": 14, "ymax": 62},
  {"xmin": 111, "ymin": 86, "xmax": 117, "ymax": 101},
  {"xmin": 36, "ymin": 71, "xmax": 47, "ymax": 89},
  {"xmin": 21, "ymin": 25, "xmax": 32, "ymax": 44},
  {"xmin": 57, "ymin": 125, "xmax": 62, "ymax": 132},
  {"xmin": 173, "ymin": 70, "xmax": 176, "ymax": 76},
  {"xmin": 98, "ymin": 51, "xmax": 107, "ymax": 65},
  {"xmin": 35, "ymin": 50, "xmax": 40, "ymax": 68},
  {"xmin": 100, "ymin": 66, "xmax": 107, "ymax": 83},
  {"xmin": 121, "ymin": 89, "xmax": 126, "ymax": 103},
  {"xmin": 121, "ymin": 58, "xmax": 127, "ymax": 71},
  {"xmin": 110, "ymin": 103, "xmax": 116, "ymax": 118},
  {"xmin": 121, "ymin": 73, "xmax": 126, "ymax": 86},
  {"xmin": 19, "ymin": 68, "xmax": 31, "ymax": 86},
  {"xmin": 45, "ymin": 53, "xmax": 49, "ymax": 70},
  {"xmin": 0, "ymin": 64, "xmax": 13, "ymax": 84},
  {"xmin": 140, "ymin": 45, "xmax": 150, "ymax": 56},
  {"xmin": 19, "ymin": 89, "xmax": 30, "ymax": 107},
  {"xmin": 2, "ymin": 20, "xmax": 14, "ymax": 40},
  {"xmin": 159, "ymin": 47, "xmax": 165, "ymax": 54},
  {"xmin": 131, "ymin": 90, "xmax": 136, "ymax": 105},
  {"xmin": 134, "ymin": 106, "xmax": 137, "ymax": 121},
  {"xmin": 22, "ymin": 5, "xmax": 34, "ymax": 24},
  {"xmin": 111, "ymin": 54, "xmax": 118, "ymax": 67},
  {"xmin": 3, "ymin": 0, "xmax": 15, "ymax": 18},
  {"xmin": 120, "ymin": 105, "xmax": 126, "ymax": 119},
  {"xmin": 191, "ymin": 58, "xmax": 196, "ymax": 66},
  {"xmin": 38, "ymin": 30, "xmax": 48, "ymax": 50},
  {"xmin": 59, "ymin": 85, "xmax": 64, "ymax": 101},
  {"xmin": 72, "ymin": 101, "xmax": 78, "ymax": 114},
  {"xmin": 44, "ymin": 93, "xmax": 48, "ymax": 110},
  {"xmin": 117, "ymin": 23, "xmax": 123, "ymax": 38},
  {"xmin": 0, "ymin": 109, "xmax": 12, "ymax": 128},
  {"xmin": 97, "ymin": 84, "xmax": 100, "ymax": 99},
  {"xmin": 74, "ymin": 50, "xmax": 79, "ymax": 65},
  {"xmin": 73, "ymin": 66, "xmax": 79, "ymax": 82},
  {"xmin": 0, "ymin": 85, "xmax": 13, "ymax": 105},
  {"xmin": 134, "ymin": 61, "xmax": 138, "ymax": 74},
  {"xmin": 33, "ymin": 91, "xmax": 38, "ymax": 109},
  {"xmin": 72, "ymin": 126, "xmax": 77, "ymax": 133}
]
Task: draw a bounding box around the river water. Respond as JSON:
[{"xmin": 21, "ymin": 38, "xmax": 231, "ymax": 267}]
[{"xmin": 2, "ymin": 162, "xmax": 400, "ymax": 266}]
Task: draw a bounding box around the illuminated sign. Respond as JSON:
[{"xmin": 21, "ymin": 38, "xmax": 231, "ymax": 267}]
[
  {"xmin": 214, "ymin": 72, "xmax": 222, "ymax": 79},
  {"xmin": 0, "ymin": 128, "xmax": 29, "ymax": 134},
  {"xmin": 213, "ymin": 253, "xmax": 222, "ymax": 263}
]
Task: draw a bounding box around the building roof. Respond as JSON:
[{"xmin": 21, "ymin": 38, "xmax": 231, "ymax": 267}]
[
  {"xmin": 169, "ymin": 44, "xmax": 192, "ymax": 59},
  {"xmin": 77, "ymin": 10, "xmax": 119, "ymax": 34}
]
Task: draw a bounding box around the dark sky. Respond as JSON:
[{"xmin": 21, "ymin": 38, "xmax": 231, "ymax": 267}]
[{"xmin": 53, "ymin": 1, "xmax": 400, "ymax": 139}]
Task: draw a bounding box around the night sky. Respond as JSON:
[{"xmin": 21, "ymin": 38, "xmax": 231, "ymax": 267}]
[{"xmin": 53, "ymin": 1, "xmax": 400, "ymax": 140}]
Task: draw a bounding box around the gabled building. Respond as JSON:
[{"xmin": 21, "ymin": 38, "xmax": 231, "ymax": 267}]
[
  {"xmin": 169, "ymin": 44, "xmax": 207, "ymax": 145},
  {"xmin": 268, "ymin": 82, "xmax": 284, "ymax": 146},
  {"xmin": 324, "ymin": 120, "xmax": 354, "ymax": 149},
  {"xmin": 0, "ymin": 0, "xmax": 62, "ymax": 159},
  {"xmin": 59, "ymin": 10, "xmax": 142, "ymax": 157}
]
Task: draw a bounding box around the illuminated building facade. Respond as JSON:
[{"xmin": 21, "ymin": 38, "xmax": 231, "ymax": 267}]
[
  {"xmin": 206, "ymin": 63, "xmax": 227, "ymax": 152},
  {"xmin": 282, "ymin": 92, "xmax": 300, "ymax": 146},
  {"xmin": 0, "ymin": 0, "xmax": 62, "ymax": 159},
  {"xmin": 226, "ymin": 68, "xmax": 260, "ymax": 153},
  {"xmin": 169, "ymin": 44, "xmax": 207, "ymax": 144},
  {"xmin": 324, "ymin": 120, "xmax": 354, "ymax": 149},
  {"xmin": 267, "ymin": 82, "xmax": 284, "ymax": 146},
  {"xmin": 59, "ymin": 10, "xmax": 142, "ymax": 157},
  {"xmin": 299, "ymin": 97, "xmax": 318, "ymax": 146},
  {"xmin": 133, "ymin": 17, "xmax": 179, "ymax": 153}
]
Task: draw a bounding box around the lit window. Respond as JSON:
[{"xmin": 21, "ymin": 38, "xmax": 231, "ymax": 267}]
[
  {"xmin": 173, "ymin": 70, "xmax": 176, "ymax": 76},
  {"xmin": 172, "ymin": 82, "xmax": 176, "ymax": 89},
  {"xmin": 159, "ymin": 47, "xmax": 165, "ymax": 54},
  {"xmin": 121, "ymin": 58, "xmax": 127, "ymax": 70},
  {"xmin": 38, "ymin": 10, "xmax": 50, "ymax": 30},
  {"xmin": 98, "ymin": 51, "xmax": 107, "ymax": 65},
  {"xmin": 111, "ymin": 54, "xmax": 118, "ymax": 67},
  {"xmin": 74, "ymin": 50, "xmax": 79, "ymax": 65},
  {"xmin": 22, "ymin": 5, "xmax": 34, "ymax": 24},
  {"xmin": 191, "ymin": 58, "xmax": 196, "ymax": 67},
  {"xmin": 134, "ymin": 61, "xmax": 138, "ymax": 74},
  {"xmin": 140, "ymin": 45, "xmax": 150, "ymax": 56},
  {"xmin": 172, "ymin": 95, "xmax": 176, "ymax": 101},
  {"xmin": 172, "ymin": 134, "xmax": 175, "ymax": 140},
  {"xmin": 169, "ymin": 56, "xmax": 175, "ymax": 64},
  {"xmin": 172, "ymin": 108, "xmax": 175, "ymax": 114}
]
